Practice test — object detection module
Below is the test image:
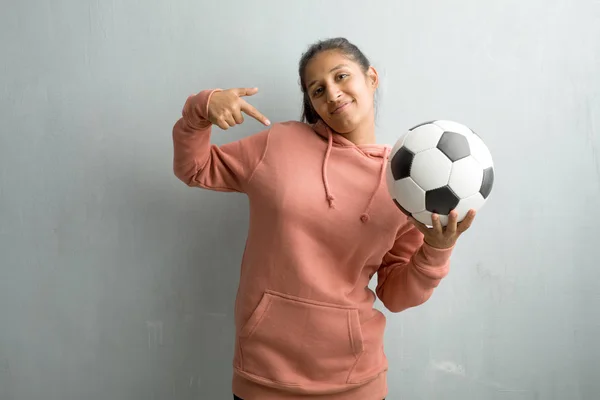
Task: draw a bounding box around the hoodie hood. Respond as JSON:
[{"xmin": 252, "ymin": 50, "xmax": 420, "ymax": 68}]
[{"xmin": 311, "ymin": 120, "xmax": 390, "ymax": 224}]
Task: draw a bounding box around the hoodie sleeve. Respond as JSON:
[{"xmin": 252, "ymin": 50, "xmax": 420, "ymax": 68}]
[
  {"xmin": 376, "ymin": 223, "xmax": 454, "ymax": 313},
  {"xmin": 172, "ymin": 89, "xmax": 270, "ymax": 193}
]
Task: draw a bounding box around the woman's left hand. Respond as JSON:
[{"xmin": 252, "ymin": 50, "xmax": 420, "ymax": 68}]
[{"xmin": 409, "ymin": 209, "xmax": 476, "ymax": 249}]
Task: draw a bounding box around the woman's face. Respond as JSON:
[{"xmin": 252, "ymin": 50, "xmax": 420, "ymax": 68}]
[{"xmin": 304, "ymin": 50, "xmax": 378, "ymax": 135}]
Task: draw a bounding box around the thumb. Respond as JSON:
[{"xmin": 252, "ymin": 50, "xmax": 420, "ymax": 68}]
[{"xmin": 235, "ymin": 87, "xmax": 259, "ymax": 97}]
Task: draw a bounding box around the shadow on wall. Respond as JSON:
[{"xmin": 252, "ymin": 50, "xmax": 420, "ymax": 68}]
[
  {"xmin": 78, "ymin": 164, "xmax": 249, "ymax": 398},
  {"xmin": 132, "ymin": 174, "xmax": 249, "ymax": 398}
]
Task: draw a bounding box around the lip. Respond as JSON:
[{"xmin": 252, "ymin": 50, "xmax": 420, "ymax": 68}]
[{"xmin": 331, "ymin": 101, "xmax": 352, "ymax": 114}]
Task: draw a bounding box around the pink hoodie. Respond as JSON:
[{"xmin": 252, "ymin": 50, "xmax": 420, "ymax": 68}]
[{"xmin": 172, "ymin": 89, "xmax": 455, "ymax": 400}]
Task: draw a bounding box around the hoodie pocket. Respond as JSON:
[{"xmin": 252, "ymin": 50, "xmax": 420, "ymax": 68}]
[{"xmin": 237, "ymin": 290, "xmax": 366, "ymax": 387}]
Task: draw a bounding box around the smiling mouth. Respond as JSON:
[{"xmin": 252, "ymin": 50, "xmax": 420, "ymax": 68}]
[{"xmin": 331, "ymin": 101, "xmax": 352, "ymax": 114}]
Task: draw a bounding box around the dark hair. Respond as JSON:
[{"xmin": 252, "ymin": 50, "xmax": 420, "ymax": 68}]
[{"xmin": 298, "ymin": 37, "xmax": 372, "ymax": 124}]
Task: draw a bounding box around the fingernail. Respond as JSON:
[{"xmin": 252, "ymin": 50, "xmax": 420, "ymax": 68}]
[{"xmin": 265, "ymin": 119, "xmax": 271, "ymax": 125}]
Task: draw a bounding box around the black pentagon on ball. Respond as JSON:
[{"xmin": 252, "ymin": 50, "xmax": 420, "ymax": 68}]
[
  {"xmin": 425, "ymin": 186, "xmax": 460, "ymax": 215},
  {"xmin": 390, "ymin": 146, "xmax": 414, "ymax": 180},
  {"xmin": 480, "ymin": 167, "xmax": 494, "ymax": 199},
  {"xmin": 393, "ymin": 198, "xmax": 412, "ymax": 217},
  {"xmin": 437, "ymin": 131, "xmax": 470, "ymax": 161}
]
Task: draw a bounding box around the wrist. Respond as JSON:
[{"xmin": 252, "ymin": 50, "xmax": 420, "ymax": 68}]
[
  {"xmin": 182, "ymin": 89, "xmax": 221, "ymax": 130},
  {"xmin": 423, "ymin": 238, "xmax": 455, "ymax": 251}
]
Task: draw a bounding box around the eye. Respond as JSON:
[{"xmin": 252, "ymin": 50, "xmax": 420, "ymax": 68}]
[
  {"xmin": 337, "ymin": 73, "xmax": 349, "ymax": 80},
  {"xmin": 312, "ymin": 87, "xmax": 323, "ymax": 96}
]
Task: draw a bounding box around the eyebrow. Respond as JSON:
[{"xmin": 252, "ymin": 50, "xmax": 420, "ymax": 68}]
[{"xmin": 307, "ymin": 64, "xmax": 350, "ymax": 89}]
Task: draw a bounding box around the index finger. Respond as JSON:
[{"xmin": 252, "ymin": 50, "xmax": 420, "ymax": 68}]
[{"xmin": 240, "ymin": 100, "xmax": 271, "ymax": 126}]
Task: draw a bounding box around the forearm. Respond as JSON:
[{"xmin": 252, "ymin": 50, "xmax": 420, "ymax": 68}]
[{"xmin": 376, "ymin": 243, "xmax": 452, "ymax": 313}]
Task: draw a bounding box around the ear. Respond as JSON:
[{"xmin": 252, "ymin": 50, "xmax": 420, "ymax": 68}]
[{"xmin": 366, "ymin": 66, "xmax": 379, "ymax": 90}]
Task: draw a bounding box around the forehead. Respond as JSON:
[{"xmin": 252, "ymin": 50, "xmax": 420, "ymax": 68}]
[{"xmin": 304, "ymin": 50, "xmax": 357, "ymax": 80}]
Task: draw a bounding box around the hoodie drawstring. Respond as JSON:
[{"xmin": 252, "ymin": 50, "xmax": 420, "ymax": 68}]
[
  {"xmin": 323, "ymin": 131, "xmax": 335, "ymax": 208},
  {"xmin": 321, "ymin": 130, "xmax": 389, "ymax": 223}
]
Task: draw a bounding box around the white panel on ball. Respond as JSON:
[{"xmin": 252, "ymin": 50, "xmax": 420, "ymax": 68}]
[
  {"xmin": 403, "ymin": 124, "xmax": 444, "ymax": 153},
  {"xmin": 393, "ymin": 177, "xmax": 426, "ymax": 213},
  {"xmin": 467, "ymin": 134, "xmax": 493, "ymax": 169},
  {"xmin": 410, "ymin": 148, "xmax": 452, "ymax": 191},
  {"xmin": 433, "ymin": 120, "xmax": 474, "ymax": 137},
  {"xmin": 448, "ymin": 156, "xmax": 484, "ymax": 198},
  {"xmin": 454, "ymin": 193, "xmax": 487, "ymax": 222}
]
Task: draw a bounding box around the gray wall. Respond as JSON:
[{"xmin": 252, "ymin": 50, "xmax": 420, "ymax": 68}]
[{"xmin": 1, "ymin": 0, "xmax": 599, "ymax": 399}]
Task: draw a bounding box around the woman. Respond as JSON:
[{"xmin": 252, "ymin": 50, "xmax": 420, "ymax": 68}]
[{"xmin": 172, "ymin": 37, "xmax": 475, "ymax": 400}]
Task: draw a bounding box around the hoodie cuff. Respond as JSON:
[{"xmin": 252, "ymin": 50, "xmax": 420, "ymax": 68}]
[
  {"xmin": 182, "ymin": 89, "xmax": 223, "ymax": 130},
  {"xmin": 414, "ymin": 242, "xmax": 454, "ymax": 270}
]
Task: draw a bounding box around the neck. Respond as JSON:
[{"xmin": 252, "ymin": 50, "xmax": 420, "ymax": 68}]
[{"xmin": 346, "ymin": 129, "xmax": 375, "ymax": 145}]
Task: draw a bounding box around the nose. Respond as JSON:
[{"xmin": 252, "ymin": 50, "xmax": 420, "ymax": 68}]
[{"xmin": 325, "ymin": 84, "xmax": 342, "ymax": 102}]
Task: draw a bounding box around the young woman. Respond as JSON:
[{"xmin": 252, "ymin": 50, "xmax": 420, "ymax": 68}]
[{"xmin": 172, "ymin": 37, "xmax": 475, "ymax": 400}]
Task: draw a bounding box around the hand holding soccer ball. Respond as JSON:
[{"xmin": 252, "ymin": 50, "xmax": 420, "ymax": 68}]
[{"xmin": 409, "ymin": 208, "xmax": 476, "ymax": 249}]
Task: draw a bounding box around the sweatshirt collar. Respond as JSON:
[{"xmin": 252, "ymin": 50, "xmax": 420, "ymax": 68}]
[
  {"xmin": 312, "ymin": 119, "xmax": 389, "ymax": 157},
  {"xmin": 311, "ymin": 120, "xmax": 390, "ymax": 224}
]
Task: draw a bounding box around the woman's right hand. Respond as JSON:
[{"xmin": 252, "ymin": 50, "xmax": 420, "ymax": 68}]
[{"xmin": 207, "ymin": 88, "xmax": 271, "ymax": 130}]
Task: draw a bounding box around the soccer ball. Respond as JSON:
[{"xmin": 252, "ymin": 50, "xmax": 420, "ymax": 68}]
[{"xmin": 386, "ymin": 120, "xmax": 494, "ymax": 227}]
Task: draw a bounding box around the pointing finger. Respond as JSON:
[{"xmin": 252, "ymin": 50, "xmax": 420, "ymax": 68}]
[{"xmin": 240, "ymin": 99, "xmax": 271, "ymax": 126}]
